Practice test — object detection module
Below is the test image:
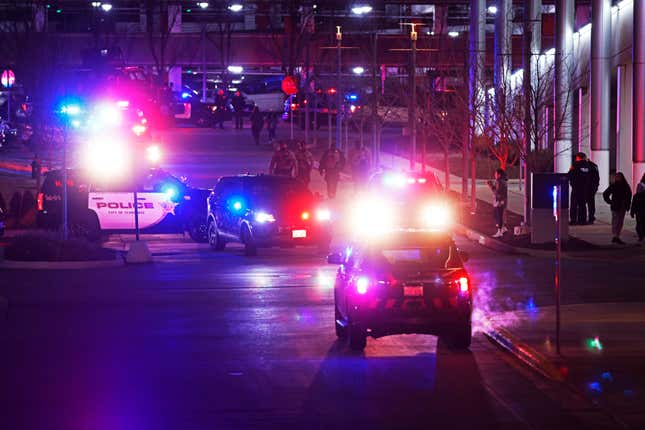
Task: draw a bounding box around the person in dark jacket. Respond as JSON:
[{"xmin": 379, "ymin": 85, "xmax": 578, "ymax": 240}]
[
  {"xmin": 231, "ymin": 91, "xmax": 245, "ymax": 130},
  {"xmin": 214, "ymin": 89, "xmax": 227, "ymax": 129},
  {"xmin": 630, "ymin": 173, "xmax": 645, "ymax": 243},
  {"xmin": 567, "ymin": 152, "xmax": 593, "ymax": 225},
  {"xmin": 250, "ymin": 106, "xmax": 264, "ymax": 145},
  {"xmin": 487, "ymin": 168, "xmax": 508, "ymax": 238},
  {"xmin": 603, "ymin": 172, "xmax": 632, "ymax": 245},
  {"xmin": 584, "ymin": 154, "xmax": 600, "ymax": 224}
]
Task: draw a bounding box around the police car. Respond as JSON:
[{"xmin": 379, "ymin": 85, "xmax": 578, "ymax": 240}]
[
  {"xmin": 329, "ymin": 230, "xmax": 472, "ymax": 351},
  {"xmin": 207, "ymin": 174, "xmax": 333, "ymax": 256},
  {"xmin": 37, "ymin": 168, "xmax": 210, "ymax": 242}
]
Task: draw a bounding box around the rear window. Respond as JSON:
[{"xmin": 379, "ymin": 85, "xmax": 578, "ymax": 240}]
[
  {"xmin": 367, "ymin": 245, "xmax": 461, "ymax": 270},
  {"xmin": 244, "ymin": 177, "xmax": 310, "ymax": 200}
]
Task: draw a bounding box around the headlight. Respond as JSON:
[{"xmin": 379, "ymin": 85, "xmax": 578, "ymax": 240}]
[
  {"xmin": 82, "ymin": 138, "xmax": 130, "ymax": 180},
  {"xmin": 132, "ymin": 124, "xmax": 147, "ymax": 136},
  {"xmin": 422, "ymin": 203, "xmax": 452, "ymax": 229},
  {"xmin": 316, "ymin": 208, "xmax": 331, "ymax": 221},
  {"xmin": 255, "ymin": 211, "xmax": 276, "ymax": 223},
  {"xmin": 146, "ymin": 145, "xmax": 162, "ymax": 163},
  {"xmin": 349, "ymin": 197, "xmax": 395, "ymax": 236}
]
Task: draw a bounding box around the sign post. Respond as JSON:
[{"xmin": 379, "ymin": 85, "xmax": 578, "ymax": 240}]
[
  {"xmin": 553, "ymin": 185, "xmax": 562, "ymax": 355},
  {"xmin": 281, "ymin": 76, "xmax": 298, "ymax": 141},
  {"xmin": 1, "ymin": 69, "xmax": 16, "ymax": 123}
]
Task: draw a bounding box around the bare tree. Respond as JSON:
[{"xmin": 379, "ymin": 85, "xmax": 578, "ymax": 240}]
[{"xmin": 144, "ymin": 0, "xmax": 182, "ymax": 84}]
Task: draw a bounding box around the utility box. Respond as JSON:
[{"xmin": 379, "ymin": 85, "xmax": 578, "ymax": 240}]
[{"xmin": 531, "ymin": 173, "xmax": 569, "ymax": 244}]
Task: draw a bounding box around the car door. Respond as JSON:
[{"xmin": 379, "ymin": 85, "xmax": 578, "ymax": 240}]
[
  {"xmin": 337, "ymin": 247, "xmax": 358, "ymax": 319},
  {"xmin": 213, "ymin": 178, "xmax": 243, "ymax": 239}
]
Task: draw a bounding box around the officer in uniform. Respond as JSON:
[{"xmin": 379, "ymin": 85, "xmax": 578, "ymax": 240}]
[
  {"xmin": 269, "ymin": 142, "xmax": 296, "ymax": 177},
  {"xmin": 567, "ymin": 152, "xmax": 592, "ymax": 225}
]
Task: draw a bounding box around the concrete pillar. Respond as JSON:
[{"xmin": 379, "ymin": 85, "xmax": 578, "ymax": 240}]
[
  {"xmin": 33, "ymin": 4, "xmax": 46, "ymax": 31},
  {"xmin": 590, "ymin": 0, "xmax": 611, "ymax": 191},
  {"xmin": 494, "ymin": 0, "xmax": 512, "ymax": 100},
  {"xmin": 578, "ymin": 87, "xmax": 591, "ymax": 156},
  {"xmin": 617, "ymin": 65, "xmax": 633, "ymax": 187},
  {"xmin": 554, "ymin": 0, "xmax": 574, "ymax": 173},
  {"xmin": 634, "ymin": 0, "xmax": 645, "ymax": 188},
  {"xmin": 167, "ymin": 5, "xmax": 182, "ymax": 89},
  {"xmin": 433, "ymin": 5, "xmax": 449, "ymax": 34}
]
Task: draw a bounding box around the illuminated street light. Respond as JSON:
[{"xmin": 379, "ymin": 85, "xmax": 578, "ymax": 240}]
[
  {"xmin": 197, "ymin": 2, "xmax": 209, "ymax": 8},
  {"xmin": 91, "ymin": 1, "xmax": 102, "ymax": 7},
  {"xmin": 352, "ymin": 66, "xmax": 365, "ymax": 75},
  {"xmin": 228, "ymin": 3, "xmax": 243, "ymax": 12},
  {"xmin": 227, "ymin": 65, "xmax": 243, "ymax": 74},
  {"xmin": 351, "ymin": 5, "xmax": 373, "ymax": 15},
  {"xmin": 487, "ymin": 5, "xmax": 498, "ymax": 15},
  {"xmin": 100, "ymin": 3, "xmax": 112, "ymax": 12},
  {"xmin": 448, "ymin": 31, "xmax": 459, "ymax": 38}
]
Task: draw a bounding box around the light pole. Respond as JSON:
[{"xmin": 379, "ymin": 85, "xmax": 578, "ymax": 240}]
[
  {"xmin": 59, "ymin": 103, "xmax": 82, "ymax": 240},
  {"xmin": 336, "ymin": 26, "xmax": 342, "ymax": 152},
  {"xmin": 410, "ymin": 24, "xmax": 417, "ymax": 171}
]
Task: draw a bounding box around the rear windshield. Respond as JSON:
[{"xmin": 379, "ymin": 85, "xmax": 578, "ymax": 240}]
[
  {"xmin": 367, "ymin": 245, "xmax": 461, "ymax": 270},
  {"xmin": 244, "ymin": 177, "xmax": 311, "ymax": 201}
]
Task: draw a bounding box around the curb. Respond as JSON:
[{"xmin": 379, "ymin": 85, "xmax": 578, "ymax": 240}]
[
  {"xmin": 455, "ymin": 223, "xmax": 528, "ymax": 255},
  {"xmin": 0, "ymin": 255, "xmax": 124, "ymax": 270},
  {"xmin": 481, "ymin": 320, "xmax": 564, "ymax": 382}
]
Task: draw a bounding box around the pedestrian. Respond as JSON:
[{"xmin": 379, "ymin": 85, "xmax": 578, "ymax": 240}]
[
  {"xmin": 250, "ymin": 106, "xmax": 264, "ymax": 145},
  {"xmin": 567, "ymin": 152, "xmax": 593, "ymax": 225},
  {"xmin": 231, "ymin": 91, "xmax": 245, "ymax": 130},
  {"xmin": 630, "ymin": 173, "xmax": 645, "ymax": 244},
  {"xmin": 294, "ymin": 141, "xmax": 314, "ymax": 186},
  {"xmin": 214, "ymin": 89, "xmax": 227, "ymax": 129},
  {"xmin": 583, "ymin": 153, "xmax": 600, "ymax": 224},
  {"xmin": 349, "ymin": 141, "xmax": 372, "ymax": 191},
  {"xmin": 269, "ymin": 141, "xmax": 296, "ymax": 177},
  {"xmin": 603, "ymin": 172, "xmax": 632, "ymax": 245},
  {"xmin": 319, "ymin": 144, "xmax": 346, "ymax": 199},
  {"xmin": 267, "ymin": 112, "xmax": 278, "ymax": 143},
  {"xmin": 487, "ymin": 168, "xmax": 508, "ymax": 238}
]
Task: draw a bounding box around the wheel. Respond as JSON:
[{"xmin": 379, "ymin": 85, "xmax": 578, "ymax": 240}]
[
  {"xmin": 188, "ymin": 218, "xmax": 209, "ymax": 243},
  {"xmin": 71, "ymin": 212, "xmax": 101, "ymax": 242},
  {"xmin": 242, "ymin": 226, "xmax": 257, "ymax": 256},
  {"xmin": 348, "ymin": 324, "xmax": 367, "ymax": 350},
  {"xmin": 445, "ymin": 320, "xmax": 472, "ymax": 350},
  {"xmin": 334, "ymin": 305, "xmax": 347, "ymax": 339},
  {"xmin": 208, "ymin": 220, "xmax": 225, "ymax": 250}
]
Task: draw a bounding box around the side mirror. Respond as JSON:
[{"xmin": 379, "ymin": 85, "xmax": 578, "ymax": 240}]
[
  {"xmin": 327, "ymin": 252, "xmax": 343, "ymax": 264},
  {"xmin": 458, "ymin": 250, "xmax": 470, "ymax": 263}
]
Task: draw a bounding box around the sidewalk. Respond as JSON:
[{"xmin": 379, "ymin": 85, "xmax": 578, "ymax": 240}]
[{"xmin": 484, "ymin": 303, "xmax": 645, "ymax": 429}]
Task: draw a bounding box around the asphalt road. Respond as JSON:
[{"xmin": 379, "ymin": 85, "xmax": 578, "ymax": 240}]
[{"xmin": 0, "ymin": 127, "xmax": 636, "ymax": 429}]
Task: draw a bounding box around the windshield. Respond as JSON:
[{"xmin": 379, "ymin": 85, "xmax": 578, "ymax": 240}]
[
  {"xmin": 245, "ymin": 177, "xmax": 311, "ymax": 203},
  {"xmin": 367, "ymin": 245, "xmax": 461, "ymax": 271}
]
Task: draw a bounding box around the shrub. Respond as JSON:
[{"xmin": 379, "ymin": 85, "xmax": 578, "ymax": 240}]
[{"xmin": 4, "ymin": 233, "xmax": 116, "ymax": 262}]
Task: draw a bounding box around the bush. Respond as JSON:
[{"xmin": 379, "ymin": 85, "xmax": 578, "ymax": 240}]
[{"xmin": 4, "ymin": 233, "xmax": 116, "ymax": 262}]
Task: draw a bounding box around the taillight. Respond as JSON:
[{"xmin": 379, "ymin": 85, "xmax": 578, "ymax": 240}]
[
  {"xmin": 356, "ymin": 276, "xmax": 369, "ymax": 295},
  {"xmin": 454, "ymin": 277, "xmax": 469, "ymax": 294},
  {"xmin": 301, "ymin": 211, "xmax": 310, "ymax": 220},
  {"xmin": 37, "ymin": 193, "xmax": 44, "ymax": 211},
  {"xmin": 316, "ymin": 208, "xmax": 331, "ymax": 221}
]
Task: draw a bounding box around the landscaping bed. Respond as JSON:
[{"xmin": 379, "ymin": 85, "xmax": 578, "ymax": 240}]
[{"xmin": 3, "ymin": 233, "xmax": 116, "ymax": 262}]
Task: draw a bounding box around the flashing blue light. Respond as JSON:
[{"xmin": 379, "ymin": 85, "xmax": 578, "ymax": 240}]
[
  {"xmin": 346, "ymin": 93, "xmax": 358, "ymax": 101},
  {"xmin": 232, "ymin": 200, "xmax": 243, "ymax": 211},
  {"xmin": 61, "ymin": 104, "xmax": 82, "ymax": 116},
  {"xmin": 164, "ymin": 186, "xmax": 177, "ymax": 199},
  {"xmin": 181, "ymin": 92, "xmax": 191, "ymax": 99},
  {"xmin": 588, "ymin": 382, "xmax": 602, "ymax": 393}
]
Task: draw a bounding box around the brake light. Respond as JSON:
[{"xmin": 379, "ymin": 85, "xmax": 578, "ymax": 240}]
[
  {"xmin": 315, "ymin": 208, "xmax": 331, "ymax": 221},
  {"xmin": 37, "ymin": 193, "xmax": 44, "ymax": 211},
  {"xmin": 356, "ymin": 276, "xmax": 369, "ymax": 295},
  {"xmin": 456, "ymin": 277, "xmax": 469, "ymax": 294},
  {"xmin": 301, "ymin": 211, "xmax": 310, "ymax": 220}
]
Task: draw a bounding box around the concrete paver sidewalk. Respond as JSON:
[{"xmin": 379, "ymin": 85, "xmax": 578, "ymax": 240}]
[{"xmin": 485, "ymin": 303, "xmax": 645, "ymax": 429}]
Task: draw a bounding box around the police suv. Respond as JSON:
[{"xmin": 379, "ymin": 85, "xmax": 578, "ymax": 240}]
[{"xmin": 37, "ymin": 168, "xmax": 210, "ymax": 241}]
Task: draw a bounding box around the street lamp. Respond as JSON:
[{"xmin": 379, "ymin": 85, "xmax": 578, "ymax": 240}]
[
  {"xmin": 228, "ymin": 3, "xmax": 243, "ymax": 12},
  {"xmin": 197, "ymin": 2, "xmax": 209, "ymax": 9},
  {"xmin": 100, "ymin": 3, "xmax": 112, "ymax": 12},
  {"xmin": 352, "ymin": 66, "xmax": 365, "ymax": 75},
  {"xmin": 487, "ymin": 5, "xmax": 498, "ymax": 15},
  {"xmin": 91, "ymin": 1, "xmax": 101, "ymax": 7}
]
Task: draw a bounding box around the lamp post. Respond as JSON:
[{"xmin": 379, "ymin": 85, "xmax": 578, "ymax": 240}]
[
  {"xmin": 59, "ymin": 103, "xmax": 82, "ymax": 240},
  {"xmin": 410, "ymin": 24, "xmax": 417, "ymax": 171},
  {"xmin": 336, "ymin": 26, "xmax": 342, "ymax": 152}
]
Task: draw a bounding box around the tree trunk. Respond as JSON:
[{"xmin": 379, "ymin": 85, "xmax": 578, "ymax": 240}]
[{"xmin": 444, "ymin": 147, "xmax": 451, "ymax": 190}]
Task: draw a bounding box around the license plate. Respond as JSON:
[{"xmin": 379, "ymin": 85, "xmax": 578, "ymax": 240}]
[
  {"xmin": 292, "ymin": 229, "xmax": 307, "ymax": 238},
  {"xmin": 403, "ymin": 286, "xmax": 424, "ymax": 297}
]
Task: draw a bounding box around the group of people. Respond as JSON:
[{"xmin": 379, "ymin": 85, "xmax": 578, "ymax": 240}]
[
  {"xmin": 268, "ymin": 141, "xmax": 373, "ymax": 199},
  {"xmin": 486, "ymin": 152, "xmax": 645, "ymax": 245}
]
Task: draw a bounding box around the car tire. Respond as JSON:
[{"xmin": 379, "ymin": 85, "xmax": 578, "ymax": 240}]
[
  {"xmin": 242, "ymin": 226, "xmax": 257, "ymax": 256},
  {"xmin": 208, "ymin": 221, "xmax": 225, "ymax": 250},
  {"xmin": 334, "ymin": 306, "xmax": 348, "ymax": 339},
  {"xmin": 71, "ymin": 212, "xmax": 101, "ymax": 242},
  {"xmin": 446, "ymin": 320, "xmax": 472, "ymax": 350},
  {"xmin": 348, "ymin": 324, "xmax": 367, "ymax": 351},
  {"xmin": 188, "ymin": 218, "xmax": 209, "ymax": 243}
]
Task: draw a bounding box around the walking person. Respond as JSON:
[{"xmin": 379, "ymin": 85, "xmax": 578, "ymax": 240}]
[
  {"xmin": 567, "ymin": 152, "xmax": 593, "ymax": 225},
  {"xmin": 319, "ymin": 144, "xmax": 346, "ymax": 199},
  {"xmin": 269, "ymin": 142, "xmax": 296, "ymax": 177},
  {"xmin": 250, "ymin": 106, "xmax": 264, "ymax": 146},
  {"xmin": 487, "ymin": 168, "xmax": 508, "ymax": 238},
  {"xmin": 630, "ymin": 173, "xmax": 645, "ymax": 244},
  {"xmin": 294, "ymin": 141, "xmax": 314, "ymax": 187},
  {"xmin": 231, "ymin": 91, "xmax": 245, "ymax": 130},
  {"xmin": 603, "ymin": 172, "xmax": 632, "ymax": 245},
  {"xmin": 267, "ymin": 112, "xmax": 278, "ymax": 143},
  {"xmin": 349, "ymin": 141, "xmax": 372, "ymax": 191}
]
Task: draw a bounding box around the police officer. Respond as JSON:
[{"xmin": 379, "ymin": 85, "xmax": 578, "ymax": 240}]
[
  {"xmin": 583, "ymin": 153, "xmax": 600, "ymax": 224},
  {"xmin": 231, "ymin": 91, "xmax": 245, "ymax": 130},
  {"xmin": 294, "ymin": 141, "xmax": 314, "ymax": 186},
  {"xmin": 349, "ymin": 141, "xmax": 372, "ymax": 190},
  {"xmin": 250, "ymin": 106, "xmax": 264, "ymax": 145},
  {"xmin": 269, "ymin": 142, "xmax": 296, "ymax": 177},
  {"xmin": 214, "ymin": 89, "xmax": 227, "ymax": 129},
  {"xmin": 319, "ymin": 144, "xmax": 346, "ymax": 199},
  {"xmin": 567, "ymin": 152, "xmax": 592, "ymax": 225}
]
